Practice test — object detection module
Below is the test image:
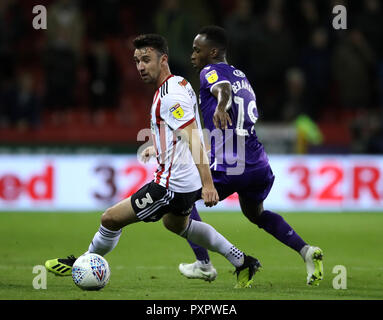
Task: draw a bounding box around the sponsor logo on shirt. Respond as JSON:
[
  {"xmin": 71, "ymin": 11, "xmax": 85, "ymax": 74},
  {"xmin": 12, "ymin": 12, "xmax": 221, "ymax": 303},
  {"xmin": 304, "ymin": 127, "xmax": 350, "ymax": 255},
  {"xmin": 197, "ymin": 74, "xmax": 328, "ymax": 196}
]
[
  {"xmin": 205, "ymin": 70, "xmax": 218, "ymax": 84},
  {"xmin": 169, "ymin": 103, "xmax": 184, "ymax": 119},
  {"xmin": 233, "ymin": 69, "xmax": 245, "ymax": 78}
]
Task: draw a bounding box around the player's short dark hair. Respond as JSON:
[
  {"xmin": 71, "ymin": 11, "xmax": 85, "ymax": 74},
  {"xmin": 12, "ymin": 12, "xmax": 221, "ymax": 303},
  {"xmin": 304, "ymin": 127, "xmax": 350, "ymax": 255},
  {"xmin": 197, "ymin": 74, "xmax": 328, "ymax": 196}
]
[
  {"xmin": 198, "ymin": 25, "xmax": 228, "ymax": 52},
  {"xmin": 133, "ymin": 34, "xmax": 169, "ymax": 56}
]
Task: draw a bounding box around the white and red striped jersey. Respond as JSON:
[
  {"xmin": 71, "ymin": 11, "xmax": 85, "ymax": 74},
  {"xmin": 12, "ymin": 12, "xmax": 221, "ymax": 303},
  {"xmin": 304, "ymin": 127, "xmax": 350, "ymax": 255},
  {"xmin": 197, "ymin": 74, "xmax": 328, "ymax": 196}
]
[{"xmin": 150, "ymin": 74, "xmax": 203, "ymax": 193}]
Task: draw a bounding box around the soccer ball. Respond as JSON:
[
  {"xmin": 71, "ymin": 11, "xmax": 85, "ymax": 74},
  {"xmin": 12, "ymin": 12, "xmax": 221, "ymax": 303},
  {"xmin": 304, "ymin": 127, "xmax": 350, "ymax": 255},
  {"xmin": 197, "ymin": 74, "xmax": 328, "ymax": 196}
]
[{"xmin": 71, "ymin": 253, "xmax": 110, "ymax": 291}]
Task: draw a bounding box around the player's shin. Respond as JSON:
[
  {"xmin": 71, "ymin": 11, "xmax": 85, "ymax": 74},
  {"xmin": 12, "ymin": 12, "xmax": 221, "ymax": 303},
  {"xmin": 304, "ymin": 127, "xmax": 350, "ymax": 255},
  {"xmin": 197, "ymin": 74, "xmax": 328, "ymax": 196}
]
[
  {"xmin": 88, "ymin": 224, "xmax": 122, "ymax": 256},
  {"xmin": 257, "ymin": 210, "xmax": 307, "ymax": 255},
  {"xmin": 179, "ymin": 219, "xmax": 244, "ymax": 267},
  {"xmin": 188, "ymin": 205, "xmax": 211, "ymax": 263}
]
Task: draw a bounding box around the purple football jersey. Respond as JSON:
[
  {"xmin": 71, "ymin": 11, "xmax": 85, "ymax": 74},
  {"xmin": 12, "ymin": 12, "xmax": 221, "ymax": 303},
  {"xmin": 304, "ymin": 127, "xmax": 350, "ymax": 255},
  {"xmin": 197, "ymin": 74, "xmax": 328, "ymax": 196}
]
[{"xmin": 199, "ymin": 63, "xmax": 269, "ymax": 174}]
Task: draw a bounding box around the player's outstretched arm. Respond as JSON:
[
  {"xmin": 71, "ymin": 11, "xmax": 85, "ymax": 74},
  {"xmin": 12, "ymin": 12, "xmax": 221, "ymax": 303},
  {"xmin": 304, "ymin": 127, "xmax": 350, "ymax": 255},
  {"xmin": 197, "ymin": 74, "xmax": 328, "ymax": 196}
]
[
  {"xmin": 180, "ymin": 120, "xmax": 219, "ymax": 207},
  {"xmin": 211, "ymin": 82, "xmax": 233, "ymax": 130}
]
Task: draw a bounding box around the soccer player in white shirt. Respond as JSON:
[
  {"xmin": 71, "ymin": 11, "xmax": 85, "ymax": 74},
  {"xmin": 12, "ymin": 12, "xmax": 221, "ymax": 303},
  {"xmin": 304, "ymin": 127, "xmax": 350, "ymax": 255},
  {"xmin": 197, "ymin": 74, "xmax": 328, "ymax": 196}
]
[{"xmin": 45, "ymin": 34, "xmax": 261, "ymax": 288}]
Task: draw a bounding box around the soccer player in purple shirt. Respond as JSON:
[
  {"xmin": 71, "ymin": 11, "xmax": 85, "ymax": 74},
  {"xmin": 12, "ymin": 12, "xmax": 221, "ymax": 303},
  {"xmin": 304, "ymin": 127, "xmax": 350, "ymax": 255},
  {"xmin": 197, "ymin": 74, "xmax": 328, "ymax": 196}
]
[{"xmin": 179, "ymin": 25, "xmax": 324, "ymax": 286}]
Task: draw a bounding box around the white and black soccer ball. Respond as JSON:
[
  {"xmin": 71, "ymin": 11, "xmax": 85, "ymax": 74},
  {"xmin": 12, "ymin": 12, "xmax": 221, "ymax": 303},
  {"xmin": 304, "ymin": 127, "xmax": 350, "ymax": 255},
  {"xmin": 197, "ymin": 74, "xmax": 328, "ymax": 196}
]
[{"xmin": 72, "ymin": 253, "xmax": 110, "ymax": 291}]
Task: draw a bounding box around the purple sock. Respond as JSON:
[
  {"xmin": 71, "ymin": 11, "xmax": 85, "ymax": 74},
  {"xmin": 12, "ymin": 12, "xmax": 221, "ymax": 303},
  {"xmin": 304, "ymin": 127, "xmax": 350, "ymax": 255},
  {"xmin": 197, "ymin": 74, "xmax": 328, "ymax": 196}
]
[
  {"xmin": 188, "ymin": 205, "xmax": 210, "ymax": 263},
  {"xmin": 256, "ymin": 210, "xmax": 307, "ymax": 253}
]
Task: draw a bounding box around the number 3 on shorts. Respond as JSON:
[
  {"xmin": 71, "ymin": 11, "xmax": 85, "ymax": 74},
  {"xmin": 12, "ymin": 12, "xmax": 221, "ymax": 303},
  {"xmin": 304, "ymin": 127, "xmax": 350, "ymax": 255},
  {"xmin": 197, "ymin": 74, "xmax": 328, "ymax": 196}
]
[{"xmin": 134, "ymin": 192, "xmax": 154, "ymax": 209}]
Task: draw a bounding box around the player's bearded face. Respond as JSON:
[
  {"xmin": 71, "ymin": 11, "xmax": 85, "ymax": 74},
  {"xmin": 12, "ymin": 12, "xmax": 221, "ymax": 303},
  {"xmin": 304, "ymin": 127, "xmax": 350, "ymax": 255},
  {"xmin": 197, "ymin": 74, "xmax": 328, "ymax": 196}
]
[{"xmin": 134, "ymin": 47, "xmax": 162, "ymax": 84}]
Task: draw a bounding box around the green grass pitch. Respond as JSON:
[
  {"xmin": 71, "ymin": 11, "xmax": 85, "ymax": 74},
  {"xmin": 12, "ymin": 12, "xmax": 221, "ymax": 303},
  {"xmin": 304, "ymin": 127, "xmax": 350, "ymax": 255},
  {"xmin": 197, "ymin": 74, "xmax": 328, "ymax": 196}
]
[{"xmin": 0, "ymin": 211, "xmax": 382, "ymax": 300}]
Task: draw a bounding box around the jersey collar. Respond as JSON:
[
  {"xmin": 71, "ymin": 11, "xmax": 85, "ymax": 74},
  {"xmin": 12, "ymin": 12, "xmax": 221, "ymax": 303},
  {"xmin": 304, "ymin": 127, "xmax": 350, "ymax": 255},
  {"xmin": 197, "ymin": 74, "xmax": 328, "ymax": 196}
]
[{"xmin": 157, "ymin": 74, "xmax": 174, "ymax": 90}]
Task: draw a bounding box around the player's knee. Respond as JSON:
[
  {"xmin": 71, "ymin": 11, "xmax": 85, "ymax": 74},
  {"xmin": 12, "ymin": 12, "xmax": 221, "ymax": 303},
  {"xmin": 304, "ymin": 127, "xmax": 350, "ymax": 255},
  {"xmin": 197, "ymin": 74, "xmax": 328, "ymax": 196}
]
[
  {"xmin": 246, "ymin": 214, "xmax": 258, "ymax": 224},
  {"xmin": 244, "ymin": 209, "xmax": 264, "ymax": 225},
  {"xmin": 101, "ymin": 208, "xmax": 121, "ymax": 231},
  {"xmin": 240, "ymin": 198, "xmax": 264, "ymax": 225},
  {"xmin": 162, "ymin": 216, "xmax": 186, "ymax": 235},
  {"xmin": 162, "ymin": 219, "xmax": 179, "ymax": 234}
]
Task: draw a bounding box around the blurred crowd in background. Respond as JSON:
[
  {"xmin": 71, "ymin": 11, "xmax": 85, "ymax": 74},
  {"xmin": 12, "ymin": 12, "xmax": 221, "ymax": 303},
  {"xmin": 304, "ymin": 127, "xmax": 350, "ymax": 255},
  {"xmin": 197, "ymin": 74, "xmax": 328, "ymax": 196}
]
[{"xmin": 0, "ymin": 0, "xmax": 383, "ymax": 154}]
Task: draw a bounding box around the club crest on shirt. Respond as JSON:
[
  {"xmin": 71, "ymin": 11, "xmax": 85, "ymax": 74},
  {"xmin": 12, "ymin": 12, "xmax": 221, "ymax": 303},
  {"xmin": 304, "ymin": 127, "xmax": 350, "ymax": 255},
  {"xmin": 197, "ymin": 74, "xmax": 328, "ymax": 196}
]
[
  {"xmin": 170, "ymin": 103, "xmax": 184, "ymax": 119},
  {"xmin": 178, "ymin": 78, "xmax": 188, "ymax": 87},
  {"xmin": 205, "ymin": 70, "xmax": 218, "ymax": 84}
]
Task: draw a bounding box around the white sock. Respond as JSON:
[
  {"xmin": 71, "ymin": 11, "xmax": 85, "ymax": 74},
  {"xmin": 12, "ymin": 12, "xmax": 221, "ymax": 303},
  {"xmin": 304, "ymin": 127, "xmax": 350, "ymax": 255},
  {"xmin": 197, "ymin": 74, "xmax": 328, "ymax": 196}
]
[
  {"xmin": 197, "ymin": 259, "xmax": 211, "ymax": 266},
  {"xmin": 181, "ymin": 220, "xmax": 244, "ymax": 267},
  {"xmin": 88, "ymin": 224, "xmax": 122, "ymax": 256},
  {"xmin": 195, "ymin": 260, "xmax": 212, "ymax": 271},
  {"xmin": 300, "ymin": 244, "xmax": 310, "ymax": 261}
]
